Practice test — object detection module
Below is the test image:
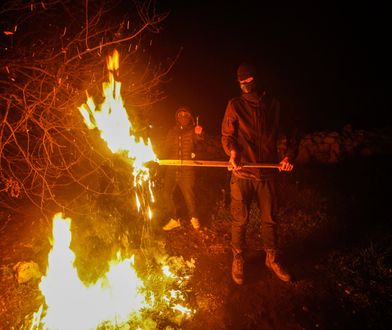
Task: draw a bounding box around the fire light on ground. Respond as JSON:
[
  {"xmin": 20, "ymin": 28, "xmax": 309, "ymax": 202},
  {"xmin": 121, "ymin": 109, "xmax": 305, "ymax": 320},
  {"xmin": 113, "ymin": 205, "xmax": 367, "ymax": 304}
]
[{"xmin": 29, "ymin": 50, "xmax": 195, "ymax": 329}]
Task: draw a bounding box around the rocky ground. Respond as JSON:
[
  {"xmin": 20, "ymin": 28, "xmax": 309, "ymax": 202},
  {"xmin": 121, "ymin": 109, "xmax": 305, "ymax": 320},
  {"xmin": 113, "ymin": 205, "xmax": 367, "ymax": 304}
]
[{"xmin": 0, "ymin": 155, "xmax": 391, "ymax": 329}]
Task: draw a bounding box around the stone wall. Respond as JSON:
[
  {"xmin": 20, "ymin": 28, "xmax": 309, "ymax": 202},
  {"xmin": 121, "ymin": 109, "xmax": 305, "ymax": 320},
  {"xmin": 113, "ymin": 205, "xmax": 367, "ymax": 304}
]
[
  {"xmin": 196, "ymin": 124, "xmax": 392, "ymax": 164},
  {"xmin": 279, "ymin": 124, "xmax": 392, "ymax": 164}
]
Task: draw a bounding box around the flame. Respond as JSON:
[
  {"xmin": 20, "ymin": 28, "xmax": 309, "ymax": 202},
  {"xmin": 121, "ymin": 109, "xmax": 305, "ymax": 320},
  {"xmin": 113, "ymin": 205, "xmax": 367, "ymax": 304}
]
[
  {"xmin": 31, "ymin": 213, "xmax": 195, "ymax": 329},
  {"xmin": 33, "ymin": 213, "xmax": 147, "ymax": 329},
  {"xmin": 78, "ymin": 49, "xmax": 157, "ymax": 209}
]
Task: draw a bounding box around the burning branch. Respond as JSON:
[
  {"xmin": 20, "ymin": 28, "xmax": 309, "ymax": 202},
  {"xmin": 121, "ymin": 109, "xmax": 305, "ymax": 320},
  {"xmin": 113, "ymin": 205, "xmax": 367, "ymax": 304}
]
[
  {"xmin": 78, "ymin": 49, "xmax": 158, "ymax": 221},
  {"xmin": 0, "ymin": 0, "xmax": 177, "ymax": 215}
]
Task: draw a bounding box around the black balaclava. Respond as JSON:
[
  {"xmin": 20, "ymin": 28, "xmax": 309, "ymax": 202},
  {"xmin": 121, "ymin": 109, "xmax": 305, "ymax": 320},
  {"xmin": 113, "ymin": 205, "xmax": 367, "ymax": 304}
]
[{"xmin": 237, "ymin": 62, "xmax": 258, "ymax": 94}]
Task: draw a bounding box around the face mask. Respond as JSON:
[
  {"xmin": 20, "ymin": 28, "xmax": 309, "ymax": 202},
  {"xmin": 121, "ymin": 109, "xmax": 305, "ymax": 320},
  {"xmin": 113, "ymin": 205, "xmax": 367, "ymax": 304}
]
[
  {"xmin": 240, "ymin": 80, "xmax": 257, "ymax": 94},
  {"xmin": 177, "ymin": 111, "xmax": 192, "ymax": 127},
  {"xmin": 178, "ymin": 116, "xmax": 191, "ymax": 127}
]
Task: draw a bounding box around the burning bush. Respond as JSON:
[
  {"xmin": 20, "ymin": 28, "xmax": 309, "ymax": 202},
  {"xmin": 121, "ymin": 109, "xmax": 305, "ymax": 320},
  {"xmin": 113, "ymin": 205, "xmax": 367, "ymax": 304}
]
[{"xmin": 0, "ymin": 0, "xmax": 176, "ymax": 216}]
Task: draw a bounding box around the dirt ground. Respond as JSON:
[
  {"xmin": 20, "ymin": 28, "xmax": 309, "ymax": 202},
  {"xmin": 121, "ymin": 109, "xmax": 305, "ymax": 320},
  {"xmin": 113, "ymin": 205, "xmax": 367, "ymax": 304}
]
[{"xmin": 0, "ymin": 155, "xmax": 391, "ymax": 329}]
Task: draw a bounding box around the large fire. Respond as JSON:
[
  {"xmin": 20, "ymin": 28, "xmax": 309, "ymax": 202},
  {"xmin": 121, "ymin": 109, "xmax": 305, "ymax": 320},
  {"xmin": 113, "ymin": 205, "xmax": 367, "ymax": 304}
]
[{"xmin": 30, "ymin": 50, "xmax": 195, "ymax": 329}]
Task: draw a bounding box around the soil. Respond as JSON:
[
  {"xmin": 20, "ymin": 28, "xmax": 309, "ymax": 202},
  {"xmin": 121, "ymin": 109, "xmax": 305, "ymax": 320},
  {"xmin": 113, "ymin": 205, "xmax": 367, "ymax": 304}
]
[{"xmin": 0, "ymin": 155, "xmax": 391, "ymax": 329}]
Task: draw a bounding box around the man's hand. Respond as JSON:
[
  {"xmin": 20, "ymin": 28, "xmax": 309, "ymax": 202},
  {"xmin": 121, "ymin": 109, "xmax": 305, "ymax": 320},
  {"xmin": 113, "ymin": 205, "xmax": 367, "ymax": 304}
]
[
  {"xmin": 194, "ymin": 125, "xmax": 203, "ymax": 135},
  {"xmin": 279, "ymin": 156, "xmax": 294, "ymax": 172},
  {"xmin": 229, "ymin": 150, "xmax": 242, "ymax": 171}
]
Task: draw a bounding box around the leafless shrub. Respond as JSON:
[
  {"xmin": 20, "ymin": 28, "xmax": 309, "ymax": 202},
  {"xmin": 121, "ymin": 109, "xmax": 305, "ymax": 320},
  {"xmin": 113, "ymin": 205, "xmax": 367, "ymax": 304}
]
[{"xmin": 0, "ymin": 0, "xmax": 177, "ymax": 215}]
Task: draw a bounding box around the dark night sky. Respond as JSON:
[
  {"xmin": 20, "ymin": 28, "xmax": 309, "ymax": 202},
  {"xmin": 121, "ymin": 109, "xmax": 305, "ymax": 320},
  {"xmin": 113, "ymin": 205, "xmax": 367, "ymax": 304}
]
[{"xmin": 150, "ymin": 1, "xmax": 390, "ymax": 136}]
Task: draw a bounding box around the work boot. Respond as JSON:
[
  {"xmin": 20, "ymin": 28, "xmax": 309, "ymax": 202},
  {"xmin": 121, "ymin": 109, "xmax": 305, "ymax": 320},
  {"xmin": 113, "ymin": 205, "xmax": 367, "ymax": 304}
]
[
  {"xmin": 265, "ymin": 250, "xmax": 291, "ymax": 282},
  {"xmin": 232, "ymin": 249, "xmax": 244, "ymax": 285},
  {"xmin": 190, "ymin": 217, "xmax": 200, "ymax": 230},
  {"xmin": 162, "ymin": 218, "xmax": 181, "ymax": 231}
]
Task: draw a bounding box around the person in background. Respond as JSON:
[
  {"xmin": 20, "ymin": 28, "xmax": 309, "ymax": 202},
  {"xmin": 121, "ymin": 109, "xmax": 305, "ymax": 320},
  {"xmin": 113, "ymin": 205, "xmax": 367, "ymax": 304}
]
[
  {"xmin": 161, "ymin": 106, "xmax": 204, "ymax": 231},
  {"xmin": 221, "ymin": 62, "xmax": 299, "ymax": 284}
]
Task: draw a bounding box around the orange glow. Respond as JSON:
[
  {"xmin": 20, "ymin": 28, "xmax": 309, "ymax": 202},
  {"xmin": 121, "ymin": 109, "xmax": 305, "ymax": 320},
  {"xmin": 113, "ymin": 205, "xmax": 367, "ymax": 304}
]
[
  {"xmin": 30, "ymin": 50, "xmax": 195, "ymax": 329},
  {"xmin": 78, "ymin": 49, "xmax": 157, "ymax": 210},
  {"xmin": 31, "ymin": 213, "xmax": 147, "ymax": 329},
  {"xmin": 30, "ymin": 213, "xmax": 195, "ymax": 329}
]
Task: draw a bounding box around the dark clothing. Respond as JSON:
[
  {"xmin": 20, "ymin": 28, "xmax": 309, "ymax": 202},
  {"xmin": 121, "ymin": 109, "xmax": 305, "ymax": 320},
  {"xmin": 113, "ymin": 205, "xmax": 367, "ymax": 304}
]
[
  {"xmin": 230, "ymin": 175, "xmax": 277, "ymax": 250},
  {"xmin": 222, "ymin": 91, "xmax": 297, "ymax": 180},
  {"xmin": 164, "ymin": 125, "xmax": 200, "ymax": 161},
  {"xmin": 221, "ymin": 90, "xmax": 298, "ymax": 252},
  {"xmin": 162, "ymin": 168, "xmax": 197, "ymax": 219},
  {"xmin": 161, "ymin": 112, "xmax": 203, "ymax": 220}
]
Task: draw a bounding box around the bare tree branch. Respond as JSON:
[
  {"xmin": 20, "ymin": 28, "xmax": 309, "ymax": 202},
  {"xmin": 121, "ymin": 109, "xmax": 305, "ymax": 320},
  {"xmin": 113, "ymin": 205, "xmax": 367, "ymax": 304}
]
[{"xmin": 0, "ymin": 0, "xmax": 177, "ymax": 216}]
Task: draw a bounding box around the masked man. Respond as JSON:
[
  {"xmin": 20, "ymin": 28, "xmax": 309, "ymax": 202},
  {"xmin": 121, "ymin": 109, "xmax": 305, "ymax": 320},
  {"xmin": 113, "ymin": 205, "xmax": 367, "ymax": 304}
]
[
  {"xmin": 161, "ymin": 106, "xmax": 204, "ymax": 231},
  {"xmin": 221, "ymin": 62, "xmax": 299, "ymax": 284}
]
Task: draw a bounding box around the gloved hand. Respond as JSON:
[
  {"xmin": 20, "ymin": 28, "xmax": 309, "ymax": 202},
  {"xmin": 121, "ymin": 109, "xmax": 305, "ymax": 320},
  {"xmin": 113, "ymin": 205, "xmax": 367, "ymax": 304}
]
[
  {"xmin": 279, "ymin": 156, "xmax": 294, "ymax": 172},
  {"xmin": 194, "ymin": 125, "xmax": 203, "ymax": 135}
]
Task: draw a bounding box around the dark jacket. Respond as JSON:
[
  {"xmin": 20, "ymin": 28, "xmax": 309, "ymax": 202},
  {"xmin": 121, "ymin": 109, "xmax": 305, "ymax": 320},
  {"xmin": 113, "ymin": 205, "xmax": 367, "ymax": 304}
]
[
  {"xmin": 221, "ymin": 91, "xmax": 298, "ymax": 180},
  {"xmin": 163, "ymin": 108, "xmax": 204, "ymax": 169},
  {"xmin": 164, "ymin": 125, "xmax": 200, "ymax": 160}
]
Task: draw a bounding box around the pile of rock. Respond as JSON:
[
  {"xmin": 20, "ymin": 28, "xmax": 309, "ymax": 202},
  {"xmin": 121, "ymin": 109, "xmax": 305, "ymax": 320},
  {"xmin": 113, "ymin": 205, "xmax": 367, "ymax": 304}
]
[{"xmin": 279, "ymin": 124, "xmax": 392, "ymax": 164}]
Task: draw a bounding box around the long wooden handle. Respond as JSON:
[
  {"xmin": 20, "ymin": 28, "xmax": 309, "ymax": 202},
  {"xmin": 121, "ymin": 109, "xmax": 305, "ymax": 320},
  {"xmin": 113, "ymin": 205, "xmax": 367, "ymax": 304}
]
[{"xmin": 157, "ymin": 159, "xmax": 280, "ymax": 169}]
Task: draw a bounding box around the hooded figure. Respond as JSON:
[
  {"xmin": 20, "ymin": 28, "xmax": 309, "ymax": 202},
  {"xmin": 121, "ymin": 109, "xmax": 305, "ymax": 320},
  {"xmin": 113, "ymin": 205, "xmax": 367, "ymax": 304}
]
[
  {"xmin": 175, "ymin": 106, "xmax": 194, "ymax": 127},
  {"xmin": 236, "ymin": 62, "xmax": 258, "ymax": 94},
  {"xmin": 161, "ymin": 106, "xmax": 204, "ymax": 231},
  {"xmin": 221, "ymin": 62, "xmax": 299, "ymax": 285},
  {"xmin": 164, "ymin": 106, "xmax": 197, "ymax": 160}
]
